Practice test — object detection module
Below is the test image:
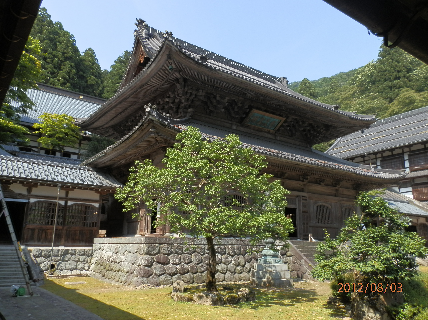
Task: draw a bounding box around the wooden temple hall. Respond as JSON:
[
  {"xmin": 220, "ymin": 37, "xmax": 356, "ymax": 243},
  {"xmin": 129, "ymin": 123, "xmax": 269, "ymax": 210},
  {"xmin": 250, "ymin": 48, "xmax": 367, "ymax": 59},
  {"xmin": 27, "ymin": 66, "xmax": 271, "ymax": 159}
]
[
  {"xmin": 1, "ymin": 19, "xmax": 404, "ymax": 246},
  {"xmin": 77, "ymin": 19, "xmax": 404, "ymax": 242}
]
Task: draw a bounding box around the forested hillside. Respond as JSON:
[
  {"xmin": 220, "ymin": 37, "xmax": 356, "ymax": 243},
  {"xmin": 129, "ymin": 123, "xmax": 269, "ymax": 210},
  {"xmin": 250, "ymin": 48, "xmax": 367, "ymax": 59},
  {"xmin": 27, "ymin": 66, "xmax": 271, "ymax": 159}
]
[
  {"xmin": 29, "ymin": 8, "xmax": 129, "ymax": 99},
  {"xmin": 29, "ymin": 8, "xmax": 428, "ymax": 142},
  {"xmin": 292, "ymin": 46, "xmax": 428, "ymax": 120}
]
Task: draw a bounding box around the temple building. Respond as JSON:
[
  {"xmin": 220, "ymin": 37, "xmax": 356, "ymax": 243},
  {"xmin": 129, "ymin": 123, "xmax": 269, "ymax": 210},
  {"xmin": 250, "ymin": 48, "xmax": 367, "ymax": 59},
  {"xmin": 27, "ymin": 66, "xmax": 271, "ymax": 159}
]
[
  {"xmin": 78, "ymin": 19, "xmax": 405, "ymax": 241},
  {"xmin": 327, "ymin": 107, "xmax": 428, "ymax": 240},
  {"xmin": 0, "ymin": 84, "xmax": 119, "ymax": 246}
]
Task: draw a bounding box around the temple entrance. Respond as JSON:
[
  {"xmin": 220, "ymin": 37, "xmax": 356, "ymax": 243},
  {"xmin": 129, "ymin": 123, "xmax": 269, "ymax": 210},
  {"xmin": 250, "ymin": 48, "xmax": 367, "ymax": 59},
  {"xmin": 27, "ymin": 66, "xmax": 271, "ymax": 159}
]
[
  {"xmin": 0, "ymin": 201, "xmax": 26, "ymax": 244},
  {"xmin": 285, "ymin": 207, "xmax": 297, "ymax": 238}
]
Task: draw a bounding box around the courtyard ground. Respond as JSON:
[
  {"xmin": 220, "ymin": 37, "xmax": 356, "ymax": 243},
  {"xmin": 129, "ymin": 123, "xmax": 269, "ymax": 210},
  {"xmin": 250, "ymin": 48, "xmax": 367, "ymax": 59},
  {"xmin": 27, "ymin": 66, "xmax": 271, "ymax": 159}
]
[{"xmin": 41, "ymin": 267, "xmax": 428, "ymax": 320}]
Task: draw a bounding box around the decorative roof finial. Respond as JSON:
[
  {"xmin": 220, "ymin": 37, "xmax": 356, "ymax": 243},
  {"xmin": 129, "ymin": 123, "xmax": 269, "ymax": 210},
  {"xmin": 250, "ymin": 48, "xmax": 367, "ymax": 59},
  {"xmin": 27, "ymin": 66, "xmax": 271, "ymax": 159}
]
[
  {"xmin": 163, "ymin": 30, "xmax": 173, "ymax": 39},
  {"xmin": 278, "ymin": 77, "xmax": 289, "ymax": 88},
  {"xmin": 135, "ymin": 18, "xmax": 146, "ymax": 27}
]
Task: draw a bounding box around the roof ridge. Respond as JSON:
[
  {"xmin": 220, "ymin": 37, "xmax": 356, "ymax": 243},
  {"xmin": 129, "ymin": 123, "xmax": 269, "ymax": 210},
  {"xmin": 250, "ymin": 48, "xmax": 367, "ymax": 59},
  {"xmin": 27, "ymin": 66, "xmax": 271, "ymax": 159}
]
[
  {"xmin": 36, "ymin": 83, "xmax": 106, "ymax": 104},
  {"xmin": 371, "ymin": 105, "xmax": 428, "ymax": 128},
  {"xmin": 0, "ymin": 154, "xmax": 92, "ymax": 170}
]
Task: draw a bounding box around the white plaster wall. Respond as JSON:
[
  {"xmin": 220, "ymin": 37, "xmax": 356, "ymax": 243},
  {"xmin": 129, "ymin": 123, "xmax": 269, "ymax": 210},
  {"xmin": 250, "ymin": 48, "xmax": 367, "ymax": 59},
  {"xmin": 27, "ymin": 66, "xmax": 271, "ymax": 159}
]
[
  {"xmin": 411, "ymin": 144, "xmax": 424, "ymax": 151},
  {"xmin": 31, "ymin": 186, "xmax": 66, "ymax": 198},
  {"xmin": 69, "ymin": 189, "xmax": 99, "ymax": 201},
  {"xmin": 9, "ymin": 183, "xmax": 27, "ymax": 195}
]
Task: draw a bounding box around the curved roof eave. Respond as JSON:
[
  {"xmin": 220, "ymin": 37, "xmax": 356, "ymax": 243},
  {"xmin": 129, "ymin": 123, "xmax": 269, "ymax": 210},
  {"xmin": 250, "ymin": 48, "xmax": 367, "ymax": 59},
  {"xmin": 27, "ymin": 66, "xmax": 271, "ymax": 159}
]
[{"xmin": 81, "ymin": 21, "xmax": 376, "ymax": 131}]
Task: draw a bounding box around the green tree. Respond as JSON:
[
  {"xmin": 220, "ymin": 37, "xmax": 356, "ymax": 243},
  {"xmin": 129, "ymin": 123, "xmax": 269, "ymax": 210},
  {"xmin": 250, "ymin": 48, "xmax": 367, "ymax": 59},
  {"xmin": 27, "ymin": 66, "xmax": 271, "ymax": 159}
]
[
  {"xmin": 297, "ymin": 78, "xmax": 317, "ymax": 99},
  {"xmin": 1, "ymin": 36, "xmax": 42, "ymax": 145},
  {"xmin": 79, "ymin": 48, "xmax": 103, "ymax": 96},
  {"xmin": 33, "ymin": 113, "xmax": 82, "ymax": 154},
  {"xmin": 312, "ymin": 191, "xmax": 427, "ymax": 302},
  {"xmin": 115, "ymin": 126, "xmax": 294, "ymax": 292},
  {"xmin": 103, "ymin": 50, "xmax": 131, "ymax": 99},
  {"xmin": 30, "ymin": 8, "xmax": 82, "ymax": 91}
]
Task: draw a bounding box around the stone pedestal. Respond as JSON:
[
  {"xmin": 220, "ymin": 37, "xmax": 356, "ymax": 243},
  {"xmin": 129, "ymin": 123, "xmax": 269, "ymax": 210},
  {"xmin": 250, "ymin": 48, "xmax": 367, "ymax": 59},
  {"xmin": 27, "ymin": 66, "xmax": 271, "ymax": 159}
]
[{"xmin": 251, "ymin": 241, "xmax": 293, "ymax": 288}]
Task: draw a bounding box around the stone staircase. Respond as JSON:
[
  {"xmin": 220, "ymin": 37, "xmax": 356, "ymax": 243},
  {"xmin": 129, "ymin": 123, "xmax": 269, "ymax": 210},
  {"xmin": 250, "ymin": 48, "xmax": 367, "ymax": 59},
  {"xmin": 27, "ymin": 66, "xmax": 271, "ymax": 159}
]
[
  {"xmin": 289, "ymin": 240, "xmax": 320, "ymax": 266},
  {"xmin": 0, "ymin": 245, "xmax": 30, "ymax": 288}
]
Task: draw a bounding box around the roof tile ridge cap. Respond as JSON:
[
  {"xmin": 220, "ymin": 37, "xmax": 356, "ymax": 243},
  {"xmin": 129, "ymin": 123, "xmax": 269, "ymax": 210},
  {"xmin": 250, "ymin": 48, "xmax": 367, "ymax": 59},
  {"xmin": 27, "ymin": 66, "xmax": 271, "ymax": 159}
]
[
  {"xmin": 371, "ymin": 106, "xmax": 428, "ymax": 128},
  {"xmin": 240, "ymin": 141, "xmax": 400, "ymax": 177},
  {"xmin": 5, "ymin": 155, "xmax": 84, "ymax": 169},
  {"xmin": 36, "ymin": 83, "xmax": 106, "ymax": 104}
]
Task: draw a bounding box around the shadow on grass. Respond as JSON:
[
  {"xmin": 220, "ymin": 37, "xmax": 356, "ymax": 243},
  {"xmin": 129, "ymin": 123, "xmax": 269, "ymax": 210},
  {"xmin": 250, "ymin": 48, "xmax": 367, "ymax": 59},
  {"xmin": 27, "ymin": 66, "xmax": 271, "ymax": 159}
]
[
  {"xmin": 43, "ymin": 278, "xmax": 143, "ymax": 320},
  {"xmin": 246, "ymin": 287, "xmax": 319, "ymax": 309},
  {"xmin": 234, "ymin": 286, "xmax": 348, "ymax": 318}
]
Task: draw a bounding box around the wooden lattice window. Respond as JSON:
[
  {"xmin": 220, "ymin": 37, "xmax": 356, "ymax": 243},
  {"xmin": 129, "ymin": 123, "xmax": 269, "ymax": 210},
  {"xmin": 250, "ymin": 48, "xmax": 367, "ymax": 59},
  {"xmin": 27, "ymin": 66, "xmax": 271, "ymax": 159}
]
[
  {"xmin": 342, "ymin": 206, "xmax": 354, "ymax": 222},
  {"xmin": 413, "ymin": 184, "xmax": 428, "ymax": 201},
  {"xmin": 409, "ymin": 151, "xmax": 428, "ymax": 172},
  {"xmin": 27, "ymin": 201, "xmax": 64, "ymax": 226},
  {"xmin": 380, "ymin": 155, "xmax": 404, "ymax": 170},
  {"xmin": 66, "ymin": 204, "xmax": 98, "ymax": 227},
  {"xmin": 224, "ymin": 194, "xmax": 246, "ymax": 208},
  {"xmin": 315, "ymin": 204, "xmax": 332, "ymax": 224}
]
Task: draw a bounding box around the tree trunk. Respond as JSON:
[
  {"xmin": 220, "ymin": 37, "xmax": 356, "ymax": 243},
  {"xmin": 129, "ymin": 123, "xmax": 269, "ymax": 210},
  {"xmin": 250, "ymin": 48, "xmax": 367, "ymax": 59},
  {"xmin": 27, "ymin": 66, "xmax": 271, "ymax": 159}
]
[{"xmin": 205, "ymin": 236, "xmax": 218, "ymax": 292}]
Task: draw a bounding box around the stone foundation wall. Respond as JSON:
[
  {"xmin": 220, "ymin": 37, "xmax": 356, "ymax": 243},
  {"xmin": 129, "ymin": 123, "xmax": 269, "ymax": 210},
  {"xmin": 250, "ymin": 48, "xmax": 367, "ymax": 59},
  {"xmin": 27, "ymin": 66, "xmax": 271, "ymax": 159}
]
[
  {"xmin": 90, "ymin": 237, "xmax": 270, "ymax": 287},
  {"xmin": 27, "ymin": 247, "xmax": 93, "ymax": 276}
]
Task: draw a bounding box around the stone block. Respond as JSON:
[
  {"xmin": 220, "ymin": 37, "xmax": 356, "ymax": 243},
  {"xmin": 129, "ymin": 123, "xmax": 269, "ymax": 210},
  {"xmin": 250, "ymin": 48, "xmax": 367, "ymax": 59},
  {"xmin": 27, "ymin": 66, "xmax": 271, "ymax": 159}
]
[
  {"xmin": 142, "ymin": 244, "xmax": 159, "ymax": 255},
  {"xmin": 227, "ymin": 264, "xmax": 236, "ymax": 273},
  {"xmin": 169, "ymin": 254, "xmax": 181, "ymax": 265},
  {"xmin": 189, "ymin": 264, "xmax": 198, "ymax": 274},
  {"xmin": 155, "ymin": 254, "xmax": 170, "ymax": 265},
  {"xmin": 159, "ymin": 274, "xmax": 172, "ymax": 286},
  {"xmin": 217, "ymin": 264, "xmax": 227, "ymax": 274},
  {"xmin": 177, "ymin": 264, "xmax": 189, "ymax": 275},
  {"xmin": 181, "ymin": 254, "xmax": 192, "ymax": 264},
  {"xmin": 160, "ymin": 244, "xmax": 172, "ymax": 254},
  {"xmin": 194, "ymin": 273, "xmax": 205, "ymax": 284},
  {"xmin": 222, "ymin": 255, "xmax": 232, "ymax": 265},
  {"xmin": 152, "ymin": 263, "xmax": 166, "ymax": 276},
  {"xmin": 181, "ymin": 273, "xmax": 194, "ymax": 284},
  {"xmin": 192, "ymin": 253, "xmax": 202, "ymax": 264},
  {"xmin": 224, "ymin": 272, "xmax": 234, "ymax": 282},
  {"xmin": 165, "ymin": 265, "xmax": 177, "ymax": 276},
  {"xmin": 140, "ymin": 256, "xmax": 154, "ymax": 267},
  {"xmin": 173, "ymin": 244, "xmax": 183, "ymax": 254},
  {"xmin": 136, "ymin": 266, "xmax": 153, "ymax": 278}
]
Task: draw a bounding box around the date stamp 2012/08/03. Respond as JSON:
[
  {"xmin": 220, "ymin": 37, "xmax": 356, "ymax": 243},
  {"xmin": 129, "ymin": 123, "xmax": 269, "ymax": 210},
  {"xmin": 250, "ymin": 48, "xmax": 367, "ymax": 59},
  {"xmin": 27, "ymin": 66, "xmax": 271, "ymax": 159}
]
[{"xmin": 338, "ymin": 283, "xmax": 403, "ymax": 294}]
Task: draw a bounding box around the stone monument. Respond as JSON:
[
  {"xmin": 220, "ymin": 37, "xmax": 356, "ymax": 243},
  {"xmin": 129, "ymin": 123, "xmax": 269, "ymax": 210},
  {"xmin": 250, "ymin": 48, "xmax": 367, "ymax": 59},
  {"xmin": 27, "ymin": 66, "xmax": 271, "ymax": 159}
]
[{"xmin": 252, "ymin": 240, "xmax": 293, "ymax": 288}]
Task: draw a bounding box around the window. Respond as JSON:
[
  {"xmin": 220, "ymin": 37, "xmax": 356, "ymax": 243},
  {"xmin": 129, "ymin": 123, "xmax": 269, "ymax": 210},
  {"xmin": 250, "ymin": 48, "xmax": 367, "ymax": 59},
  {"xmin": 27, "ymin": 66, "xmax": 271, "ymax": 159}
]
[
  {"xmin": 409, "ymin": 151, "xmax": 428, "ymax": 172},
  {"xmin": 342, "ymin": 206, "xmax": 354, "ymax": 222},
  {"xmin": 66, "ymin": 204, "xmax": 97, "ymax": 227},
  {"xmin": 27, "ymin": 201, "xmax": 98, "ymax": 227},
  {"xmin": 413, "ymin": 184, "xmax": 428, "ymax": 201},
  {"xmin": 27, "ymin": 201, "xmax": 64, "ymax": 225},
  {"xmin": 380, "ymin": 155, "xmax": 404, "ymax": 170},
  {"xmin": 224, "ymin": 194, "xmax": 246, "ymax": 208},
  {"xmin": 315, "ymin": 204, "xmax": 332, "ymax": 224}
]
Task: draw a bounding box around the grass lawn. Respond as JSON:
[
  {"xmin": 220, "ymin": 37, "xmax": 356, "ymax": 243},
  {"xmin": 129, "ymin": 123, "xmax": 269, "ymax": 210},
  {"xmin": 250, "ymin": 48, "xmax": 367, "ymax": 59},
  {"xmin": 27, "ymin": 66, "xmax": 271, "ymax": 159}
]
[
  {"xmin": 41, "ymin": 267, "xmax": 428, "ymax": 320},
  {"xmin": 42, "ymin": 277, "xmax": 348, "ymax": 320}
]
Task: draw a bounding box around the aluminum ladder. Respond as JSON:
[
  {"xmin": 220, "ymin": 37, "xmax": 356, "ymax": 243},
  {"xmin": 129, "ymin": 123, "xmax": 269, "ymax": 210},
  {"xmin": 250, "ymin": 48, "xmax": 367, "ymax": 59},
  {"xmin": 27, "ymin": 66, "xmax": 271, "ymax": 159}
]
[{"xmin": 0, "ymin": 185, "xmax": 33, "ymax": 295}]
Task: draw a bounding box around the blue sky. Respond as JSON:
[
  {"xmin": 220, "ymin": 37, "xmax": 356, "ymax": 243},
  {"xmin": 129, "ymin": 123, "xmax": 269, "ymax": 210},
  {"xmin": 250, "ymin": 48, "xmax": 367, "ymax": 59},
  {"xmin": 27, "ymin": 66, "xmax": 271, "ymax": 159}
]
[{"xmin": 40, "ymin": 0, "xmax": 383, "ymax": 83}]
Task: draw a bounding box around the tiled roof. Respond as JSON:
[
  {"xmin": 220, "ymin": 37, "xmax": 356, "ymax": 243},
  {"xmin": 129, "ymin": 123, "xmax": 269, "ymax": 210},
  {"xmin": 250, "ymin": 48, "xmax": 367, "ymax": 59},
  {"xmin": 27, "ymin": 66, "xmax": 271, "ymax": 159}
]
[
  {"xmin": 103, "ymin": 21, "xmax": 374, "ymax": 123},
  {"xmin": 13, "ymin": 83, "xmax": 105, "ymax": 124},
  {"xmin": 15, "ymin": 151, "xmax": 83, "ymax": 165},
  {"xmin": 381, "ymin": 189, "xmax": 428, "ymax": 217},
  {"xmin": 327, "ymin": 106, "xmax": 428, "ymax": 159},
  {"xmin": 83, "ymin": 109, "xmax": 404, "ymax": 181},
  {"xmin": 0, "ymin": 155, "xmax": 121, "ymax": 188}
]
